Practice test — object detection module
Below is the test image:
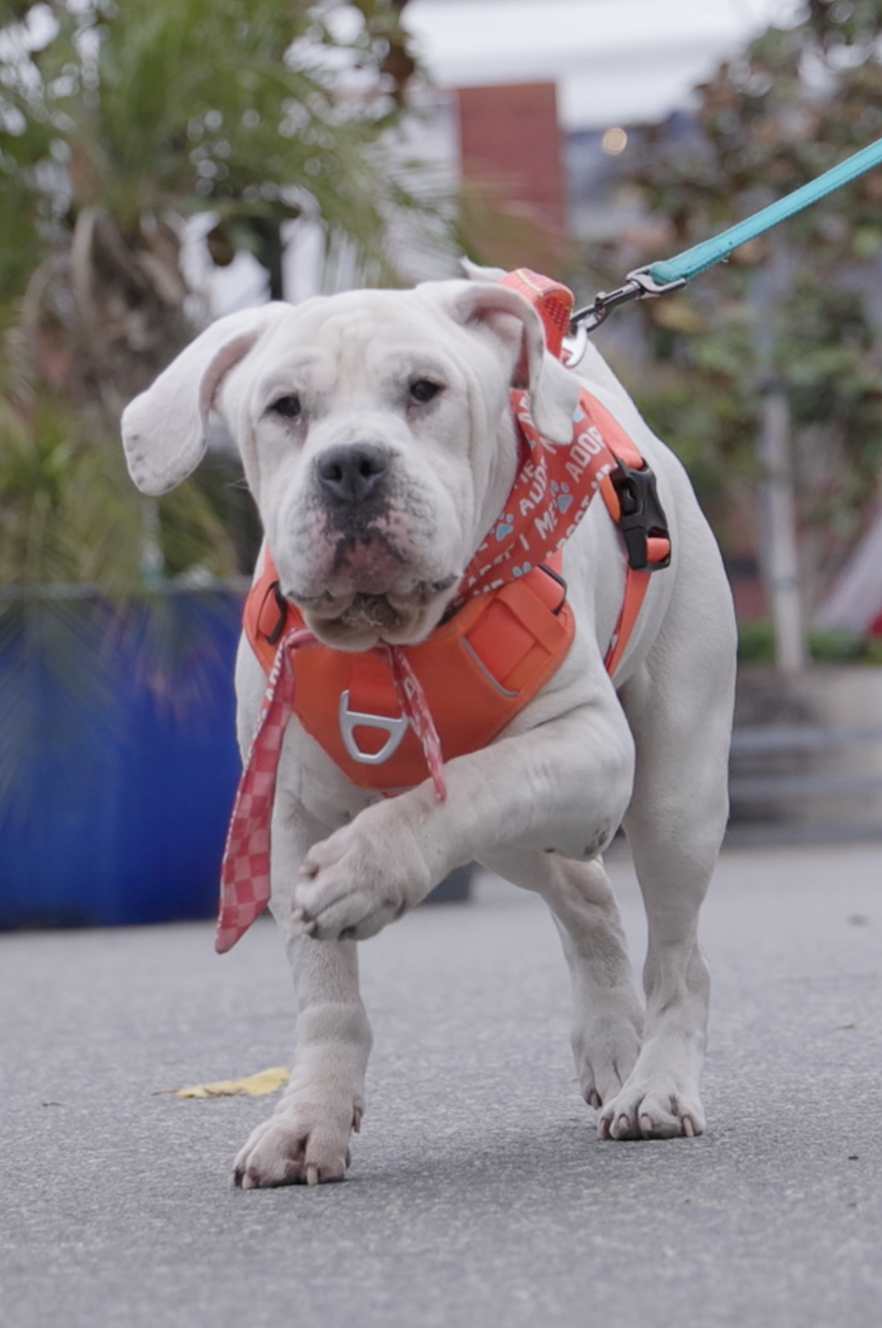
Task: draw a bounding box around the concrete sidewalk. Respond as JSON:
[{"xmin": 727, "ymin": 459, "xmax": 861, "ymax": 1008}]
[{"xmin": 2, "ymin": 842, "xmax": 881, "ymax": 1328}]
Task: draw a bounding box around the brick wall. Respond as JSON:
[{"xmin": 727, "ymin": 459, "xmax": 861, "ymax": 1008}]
[{"xmin": 455, "ymin": 82, "xmax": 566, "ymax": 267}]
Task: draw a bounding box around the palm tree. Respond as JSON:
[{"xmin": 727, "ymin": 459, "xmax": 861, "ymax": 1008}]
[
  {"xmin": 0, "ymin": 0, "xmax": 435, "ymax": 812},
  {"xmin": 0, "ymin": 0, "xmax": 428, "ymax": 590}
]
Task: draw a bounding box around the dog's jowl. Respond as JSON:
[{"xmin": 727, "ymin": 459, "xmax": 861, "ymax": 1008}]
[{"xmin": 121, "ymin": 268, "xmax": 736, "ymax": 1187}]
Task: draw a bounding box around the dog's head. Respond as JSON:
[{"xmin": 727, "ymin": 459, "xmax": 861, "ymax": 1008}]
[{"xmin": 122, "ymin": 279, "xmax": 579, "ymax": 650}]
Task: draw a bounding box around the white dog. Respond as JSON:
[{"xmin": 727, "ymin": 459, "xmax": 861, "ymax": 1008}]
[{"xmin": 121, "ymin": 271, "xmax": 736, "ymax": 1188}]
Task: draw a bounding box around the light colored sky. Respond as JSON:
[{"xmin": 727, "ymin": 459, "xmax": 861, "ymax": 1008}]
[{"xmin": 404, "ymin": 0, "xmax": 806, "ymax": 129}]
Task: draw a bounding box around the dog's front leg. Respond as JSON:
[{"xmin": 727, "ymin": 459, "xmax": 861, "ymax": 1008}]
[
  {"xmin": 234, "ymin": 798, "xmax": 372, "ymax": 1189},
  {"xmin": 289, "ymin": 698, "xmax": 635, "ymax": 943}
]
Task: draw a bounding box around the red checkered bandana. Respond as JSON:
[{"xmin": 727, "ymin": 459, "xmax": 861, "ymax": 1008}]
[
  {"xmin": 216, "ymin": 631, "xmax": 445, "ymax": 952},
  {"xmin": 215, "ymin": 629, "xmax": 308, "ymax": 953},
  {"xmin": 216, "ymin": 351, "xmax": 618, "ymax": 953}
]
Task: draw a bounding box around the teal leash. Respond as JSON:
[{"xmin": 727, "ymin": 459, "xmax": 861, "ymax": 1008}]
[{"xmin": 564, "ymin": 135, "xmax": 882, "ymax": 365}]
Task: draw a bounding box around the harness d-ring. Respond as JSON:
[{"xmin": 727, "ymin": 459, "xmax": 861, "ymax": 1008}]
[{"xmin": 338, "ymin": 690, "xmax": 409, "ymax": 765}]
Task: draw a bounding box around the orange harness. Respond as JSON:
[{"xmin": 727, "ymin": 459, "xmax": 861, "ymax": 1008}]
[
  {"xmin": 242, "ymin": 268, "xmax": 671, "ymax": 795},
  {"xmin": 246, "ymin": 551, "xmax": 574, "ymax": 793}
]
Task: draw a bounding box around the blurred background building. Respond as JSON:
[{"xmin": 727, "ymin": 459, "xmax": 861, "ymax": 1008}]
[{"xmin": 211, "ymin": 0, "xmax": 806, "ymax": 304}]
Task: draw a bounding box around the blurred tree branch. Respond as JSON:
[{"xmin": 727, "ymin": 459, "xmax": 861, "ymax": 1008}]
[{"xmin": 585, "ymin": 0, "xmax": 882, "ymax": 611}]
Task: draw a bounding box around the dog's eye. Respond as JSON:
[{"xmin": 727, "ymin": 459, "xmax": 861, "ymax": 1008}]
[
  {"xmin": 409, "ymin": 379, "xmax": 442, "ymax": 404},
  {"xmin": 269, "ymin": 394, "xmax": 302, "ymax": 419}
]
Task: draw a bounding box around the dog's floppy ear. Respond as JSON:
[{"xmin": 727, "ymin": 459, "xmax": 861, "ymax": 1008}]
[
  {"xmin": 443, "ymin": 280, "xmax": 580, "ymax": 444},
  {"xmin": 121, "ymin": 303, "xmax": 289, "ymax": 496},
  {"xmin": 459, "ymin": 258, "xmax": 507, "ymax": 283}
]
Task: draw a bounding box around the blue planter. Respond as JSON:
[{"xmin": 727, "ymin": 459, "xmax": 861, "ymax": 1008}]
[{"xmin": 0, "ymin": 589, "xmax": 245, "ymax": 929}]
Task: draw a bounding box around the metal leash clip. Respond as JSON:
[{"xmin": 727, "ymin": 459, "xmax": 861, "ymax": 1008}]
[{"xmin": 561, "ymin": 267, "xmax": 687, "ymax": 368}]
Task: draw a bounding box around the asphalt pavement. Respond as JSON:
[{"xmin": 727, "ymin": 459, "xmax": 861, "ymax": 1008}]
[{"xmin": 2, "ymin": 841, "xmax": 881, "ymax": 1328}]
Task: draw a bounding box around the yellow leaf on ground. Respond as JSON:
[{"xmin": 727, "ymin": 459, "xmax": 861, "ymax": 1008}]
[{"xmin": 174, "ymin": 1066, "xmax": 290, "ymax": 1099}]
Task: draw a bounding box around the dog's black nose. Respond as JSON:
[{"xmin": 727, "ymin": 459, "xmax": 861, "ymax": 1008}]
[{"xmin": 316, "ymin": 444, "xmax": 390, "ymax": 505}]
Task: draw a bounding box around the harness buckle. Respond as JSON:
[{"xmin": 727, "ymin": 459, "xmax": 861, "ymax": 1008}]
[
  {"xmin": 609, "ymin": 459, "xmax": 672, "ymax": 572},
  {"xmin": 338, "ymin": 691, "xmax": 409, "ymax": 765}
]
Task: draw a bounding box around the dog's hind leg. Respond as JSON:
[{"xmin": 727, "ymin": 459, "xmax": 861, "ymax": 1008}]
[
  {"xmin": 600, "ymin": 560, "xmax": 736, "ymax": 1141},
  {"xmin": 480, "ymin": 848, "xmax": 644, "ymax": 1111},
  {"xmin": 234, "ymin": 797, "xmax": 373, "ymax": 1188}
]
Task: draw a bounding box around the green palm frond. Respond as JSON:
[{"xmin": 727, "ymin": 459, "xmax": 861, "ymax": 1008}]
[{"xmin": 0, "ymin": 372, "xmax": 240, "ymax": 593}]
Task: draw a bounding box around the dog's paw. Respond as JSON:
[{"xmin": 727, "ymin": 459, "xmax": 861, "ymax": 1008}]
[
  {"xmin": 292, "ymin": 809, "xmax": 431, "ymax": 941},
  {"xmin": 598, "ymin": 1074, "xmax": 705, "ymax": 1141},
  {"xmin": 572, "ymin": 991, "xmax": 643, "ymax": 1110},
  {"xmin": 233, "ymin": 1101, "xmax": 361, "ymax": 1189}
]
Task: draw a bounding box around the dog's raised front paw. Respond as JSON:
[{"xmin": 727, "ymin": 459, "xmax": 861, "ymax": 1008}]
[
  {"xmin": 233, "ymin": 1103, "xmax": 360, "ymax": 1189},
  {"xmin": 292, "ymin": 810, "xmax": 431, "ymax": 941},
  {"xmin": 598, "ymin": 1075, "xmax": 705, "ymax": 1141}
]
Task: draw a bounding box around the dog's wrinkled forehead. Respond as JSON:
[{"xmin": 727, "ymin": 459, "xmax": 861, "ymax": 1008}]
[{"xmin": 246, "ymin": 288, "xmax": 503, "ymax": 403}]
